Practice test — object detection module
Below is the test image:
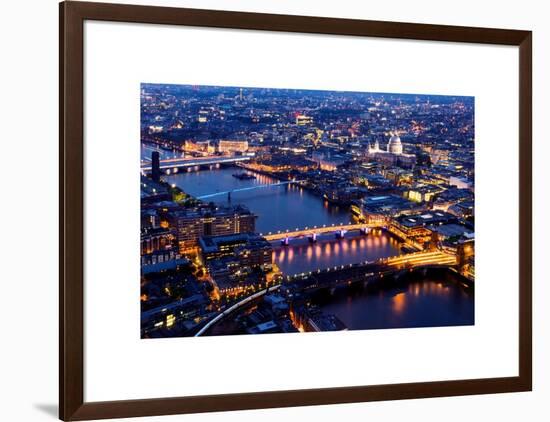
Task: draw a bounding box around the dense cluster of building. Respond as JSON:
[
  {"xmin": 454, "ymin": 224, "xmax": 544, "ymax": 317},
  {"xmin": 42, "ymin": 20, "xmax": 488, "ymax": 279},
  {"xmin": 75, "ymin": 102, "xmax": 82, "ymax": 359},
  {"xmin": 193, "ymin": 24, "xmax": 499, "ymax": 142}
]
[{"xmin": 140, "ymin": 83, "xmax": 475, "ymax": 337}]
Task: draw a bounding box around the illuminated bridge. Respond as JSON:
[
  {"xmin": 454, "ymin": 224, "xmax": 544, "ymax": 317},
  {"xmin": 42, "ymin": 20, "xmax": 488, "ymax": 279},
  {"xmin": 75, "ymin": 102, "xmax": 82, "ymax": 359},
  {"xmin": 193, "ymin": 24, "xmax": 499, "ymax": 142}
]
[
  {"xmin": 197, "ymin": 180, "xmax": 304, "ymax": 200},
  {"xmin": 140, "ymin": 155, "xmax": 251, "ymax": 174},
  {"xmin": 284, "ymin": 250, "xmax": 458, "ymax": 292},
  {"xmin": 381, "ymin": 250, "xmax": 457, "ymax": 268},
  {"xmin": 261, "ymin": 222, "xmax": 385, "ymax": 243}
]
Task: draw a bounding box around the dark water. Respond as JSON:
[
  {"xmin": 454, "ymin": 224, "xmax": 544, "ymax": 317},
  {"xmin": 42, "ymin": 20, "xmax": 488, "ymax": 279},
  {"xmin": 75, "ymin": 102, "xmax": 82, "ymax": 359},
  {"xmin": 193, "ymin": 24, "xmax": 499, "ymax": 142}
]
[
  {"xmin": 273, "ymin": 231, "xmax": 402, "ymax": 275},
  {"xmin": 318, "ymin": 273, "xmax": 474, "ymax": 330},
  {"xmin": 165, "ymin": 168, "xmax": 350, "ymax": 234}
]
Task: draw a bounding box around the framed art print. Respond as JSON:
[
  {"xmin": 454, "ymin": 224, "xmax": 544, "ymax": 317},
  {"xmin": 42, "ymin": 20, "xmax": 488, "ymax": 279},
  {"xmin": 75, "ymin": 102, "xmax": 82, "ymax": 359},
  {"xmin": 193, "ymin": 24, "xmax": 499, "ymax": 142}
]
[{"xmin": 60, "ymin": 1, "xmax": 532, "ymax": 420}]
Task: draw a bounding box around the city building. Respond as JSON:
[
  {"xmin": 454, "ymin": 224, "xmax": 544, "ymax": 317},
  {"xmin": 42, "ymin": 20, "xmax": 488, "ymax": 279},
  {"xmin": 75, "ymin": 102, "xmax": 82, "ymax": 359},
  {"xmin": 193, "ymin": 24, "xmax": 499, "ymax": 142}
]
[
  {"xmin": 218, "ymin": 139, "xmax": 249, "ymax": 154},
  {"xmin": 168, "ymin": 205, "xmax": 256, "ymax": 252},
  {"xmin": 432, "ymin": 187, "xmax": 474, "ymax": 211},
  {"xmin": 457, "ymin": 239, "xmax": 475, "ymax": 280},
  {"xmin": 141, "ymin": 293, "xmax": 209, "ymax": 337},
  {"xmin": 427, "ymin": 147, "xmax": 450, "ymax": 165},
  {"xmin": 141, "ymin": 249, "xmax": 189, "ymax": 275},
  {"xmin": 431, "ymin": 223, "xmax": 474, "ymax": 244},
  {"xmin": 198, "ymin": 233, "xmax": 274, "ymax": 296},
  {"xmin": 249, "ymin": 154, "xmax": 318, "ymax": 172},
  {"xmin": 310, "ymin": 151, "xmax": 348, "ymax": 172},
  {"xmin": 366, "ymin": 133, "xmax": 416, "ymax": 168},
  {"xmin": 383, "ymin": 168, "xmax": 413, "ymax": 186},
  {"xmin": 148, "ymin": 125, "xmax": 163, "ymax": 134},
  {"xmin": 353, "ymin": 172, "xmax": 392, "ymax": 189},
  {"xmin": 291, "ymin": 303, "xmax": 347, "ymax": 332},
  {"xmin": 448, "ymin": 200, "xmax": 475, "ymax": 218},
  {"xmin": 351, "ymin": 194, "xmax": 423, "ymax": 223},
  {"xmin": 406, "ymin": 183, "xmax": 444, "ymax": 203},
  {"xmin": 199, "ymin": 232, "xmax": 273, "ymax": 270},
  {"xmin": 295, "ymin": 114, "xmax": 313, "ymax": 126},
  {"xmin": 449, "ymin": 175, "xmax": 474, "ymax": 190},
  {"xmin": 324, "ymin": 186, "xmax": 368, "ymax": 205},
  {"xmin": 140, "ymin": 227, "xmax": 173, "ymax": 255},
  {"xmin": 184, "ymin": 140, "xmax": 213, "ymax": 154},
  {"xmin": 389, "ymin": 211, "xmax": 458, "ymax": 248}
]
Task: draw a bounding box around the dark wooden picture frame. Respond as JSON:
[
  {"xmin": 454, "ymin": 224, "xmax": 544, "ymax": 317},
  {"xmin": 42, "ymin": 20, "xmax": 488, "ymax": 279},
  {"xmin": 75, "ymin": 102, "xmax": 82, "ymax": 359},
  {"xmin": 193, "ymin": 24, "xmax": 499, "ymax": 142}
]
[{"xmin": 59, "ymin": 1, "xmax": 532, "ymax": 420}]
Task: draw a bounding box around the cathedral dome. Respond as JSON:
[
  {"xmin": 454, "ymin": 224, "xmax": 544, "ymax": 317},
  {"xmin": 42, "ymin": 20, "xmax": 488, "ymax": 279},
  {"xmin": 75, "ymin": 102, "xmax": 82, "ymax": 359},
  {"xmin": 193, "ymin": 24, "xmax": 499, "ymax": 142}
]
[{"xmin": 387, "ymin": 134, "xmax": 403, "ymax": 154}]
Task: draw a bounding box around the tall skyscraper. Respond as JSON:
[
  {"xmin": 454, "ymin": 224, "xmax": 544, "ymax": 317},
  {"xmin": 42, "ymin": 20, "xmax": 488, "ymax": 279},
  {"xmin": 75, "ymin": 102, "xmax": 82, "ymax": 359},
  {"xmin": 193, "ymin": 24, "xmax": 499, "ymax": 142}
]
[{"xmin": 151, "ymin": 151, "xmax": 160, "ymax": 182}]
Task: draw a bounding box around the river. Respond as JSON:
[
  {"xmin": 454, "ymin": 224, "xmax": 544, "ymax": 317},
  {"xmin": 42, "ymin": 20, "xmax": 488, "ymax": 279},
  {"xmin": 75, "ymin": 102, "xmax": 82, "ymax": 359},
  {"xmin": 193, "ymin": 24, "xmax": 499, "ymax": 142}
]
[
  {"xmin": 316, "ymin": 270, "xmax": 474, "ymax": 330},
  {"xmin": 165, "ymin": 167, "xmax": 350, "ymax": 234},
  {"xmin": 165, "ymin": 167, "xmax": 404, "ymax": 274}
]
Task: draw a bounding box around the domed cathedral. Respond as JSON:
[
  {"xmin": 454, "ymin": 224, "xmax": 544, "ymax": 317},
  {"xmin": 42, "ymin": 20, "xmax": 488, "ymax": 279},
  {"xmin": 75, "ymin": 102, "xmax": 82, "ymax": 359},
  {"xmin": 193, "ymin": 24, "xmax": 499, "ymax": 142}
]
[
  {"xmin": 366, "ymin": 131, "xmax": 415, "ymax": 168},
  {"xmin": 387, "ymin": 133, "xmax": 404, "ymax": 154}
]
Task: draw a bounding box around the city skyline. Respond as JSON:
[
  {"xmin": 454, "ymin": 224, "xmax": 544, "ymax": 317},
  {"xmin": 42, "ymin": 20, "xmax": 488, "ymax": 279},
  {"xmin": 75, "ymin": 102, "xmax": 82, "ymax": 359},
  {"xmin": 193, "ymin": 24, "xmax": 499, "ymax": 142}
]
[{"xmin": 140, "ymin": 83, "xmax": 475, "ymax": 338}]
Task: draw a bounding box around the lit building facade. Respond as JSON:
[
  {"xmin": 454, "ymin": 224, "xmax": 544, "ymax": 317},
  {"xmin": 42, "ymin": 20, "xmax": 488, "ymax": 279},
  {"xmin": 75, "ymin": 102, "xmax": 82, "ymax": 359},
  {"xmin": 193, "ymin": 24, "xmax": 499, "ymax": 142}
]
[
  {"xmin": 389, "ymin": 211, "xmax": 457, "ymax": 249},
  {"xmin": 184, "ymin": 140, "xmax": 214, "ymax": 154},
  {"xmin": 295, "ymin": 114, "xmax": 313, "ymax": 126},
  {"xmin": 351, "ymin": 194, "xmax": 422, "ymax": 223},
  {"xmin": 218, "ymin": 139, "xmax": 249, "ymax": 154},
  {"xmin": 140, "ymin": 227, "xmax": 174, "ymax": 255},
  {"xmin": 168, "ymin": 206, "xmax": 256, "ymax": 252},
  {"xmin": 406, "ymin": 183, "xmax": 444, "ymax": 203},
  {"xmin": 198, "ymin": 233, "xmax": 275, "ymax": 297},
  {"xmin": 199, "ymin": 233, "xmax": 273, "ymax": 270},
  {"xmin": 366, "ymin": 133, "xmax": 416, "ymax": 168},
  {"xmin": 310, "ymin": 150, "xmax": 348, "ymax": 172}
]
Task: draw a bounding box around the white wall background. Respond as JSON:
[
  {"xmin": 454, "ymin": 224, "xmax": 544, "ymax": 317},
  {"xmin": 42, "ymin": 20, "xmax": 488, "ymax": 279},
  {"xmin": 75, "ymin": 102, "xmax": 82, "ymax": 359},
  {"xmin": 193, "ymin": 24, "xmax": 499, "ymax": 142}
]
[{"xmin": 0, "ymin": 0, "xmax": 547, "ymax": 421}]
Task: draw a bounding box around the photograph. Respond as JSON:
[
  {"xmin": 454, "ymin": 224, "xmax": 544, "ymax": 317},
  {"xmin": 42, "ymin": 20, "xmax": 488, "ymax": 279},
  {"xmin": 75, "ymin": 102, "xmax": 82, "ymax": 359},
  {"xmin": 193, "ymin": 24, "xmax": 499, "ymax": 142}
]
[
  {"xmin": 140, "ymin": 83, "xmax": 475, "ymax": 338},
  {"xmin": 1, "ymin": 0, "xmax": 539, "ymax": 420}
]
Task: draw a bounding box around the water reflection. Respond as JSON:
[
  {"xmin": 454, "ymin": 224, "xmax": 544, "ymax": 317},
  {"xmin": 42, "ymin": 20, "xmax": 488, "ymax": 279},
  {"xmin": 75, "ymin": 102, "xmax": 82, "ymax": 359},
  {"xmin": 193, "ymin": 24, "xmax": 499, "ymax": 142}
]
[
  {"xmin": 274, "ymin": 232, "xmax": 402, "ymax": 275},
  {"xmin": 392, "ymin": 292, "xmax": 406, "ymax": 314},
  {"xmin": 318, "ymin": 274, "xmax": 474, "ymax": 330}
]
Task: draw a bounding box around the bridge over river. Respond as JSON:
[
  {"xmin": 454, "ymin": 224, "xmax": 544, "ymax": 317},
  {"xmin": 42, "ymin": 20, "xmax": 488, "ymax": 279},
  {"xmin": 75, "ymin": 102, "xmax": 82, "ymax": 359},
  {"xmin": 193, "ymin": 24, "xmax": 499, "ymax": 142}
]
[
  {"xmin": 284, "ymin": 250, "xmax": 458, "ymax": 291},
  {"xmin": 262, "ymin": 222, "xmax": 387, "ymax": 243},
  {"xmin": 196, "ymin": 180, "xmax": 303, "ymax": 200},
  {"xmin": 141, "ymin": 155, "xmax": 251, "ymax": 174},
  {"xmin": 195, "ymin": 250, "xmax": 458, "ymax": 336}
]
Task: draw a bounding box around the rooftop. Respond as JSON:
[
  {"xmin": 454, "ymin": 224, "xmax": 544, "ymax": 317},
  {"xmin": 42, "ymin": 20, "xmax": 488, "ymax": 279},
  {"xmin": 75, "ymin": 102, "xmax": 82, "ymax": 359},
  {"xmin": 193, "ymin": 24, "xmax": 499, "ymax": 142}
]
[
  {"xmin": 199, "ymin": 232, "xmax": 271, "ymax": 254},
  {"xmin": 395, "ymin": 211, "xmax": 457, "ymax": 228}
]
